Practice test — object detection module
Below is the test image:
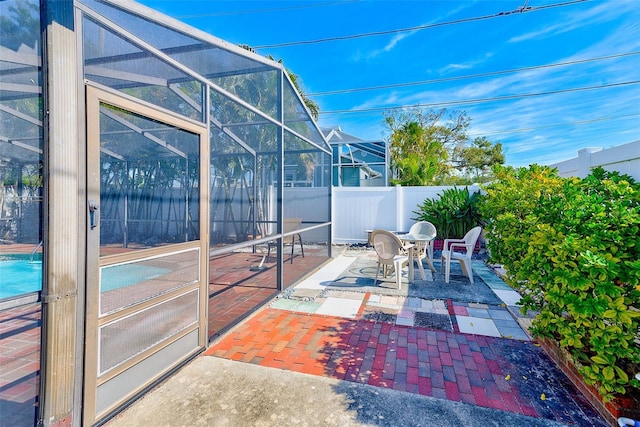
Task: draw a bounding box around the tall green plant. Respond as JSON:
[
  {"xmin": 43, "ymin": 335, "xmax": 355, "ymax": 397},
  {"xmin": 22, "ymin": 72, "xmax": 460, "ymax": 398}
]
[
  {"xmin": 481, "ymin": 165, "xmax": 640, "ymax": 401},
  {"xmin": 413, "ymin": 187, "xmax": 481, "ymax": 239}
]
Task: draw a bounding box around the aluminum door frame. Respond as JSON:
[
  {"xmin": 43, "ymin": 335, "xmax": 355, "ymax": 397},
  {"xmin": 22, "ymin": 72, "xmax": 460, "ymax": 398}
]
[{"xmin": 83, "ymin": 84, "xmax": 209, "ymax": 424}]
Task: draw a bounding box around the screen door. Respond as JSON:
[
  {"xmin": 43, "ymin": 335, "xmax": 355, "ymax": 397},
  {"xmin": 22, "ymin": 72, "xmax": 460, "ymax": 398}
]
[{"xmin": 84, "ymin": 85, "xmax": 208, "ymax": 424}]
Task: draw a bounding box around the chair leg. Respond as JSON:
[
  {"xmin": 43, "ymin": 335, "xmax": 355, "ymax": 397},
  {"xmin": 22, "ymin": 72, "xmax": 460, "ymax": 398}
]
[
  {"xmin": 460, "ymin": 259, "xmax": 474, "ymax": 283},
  {"xmin": 375, "ymin": 262, "xmax": 380, "ymax": 285},
  {"xmin": 394, "ymin": 260, "xmax": 403, "ymax": 290},
  {"xmin": 250, "ymin": 245, "xmax": 268, "ymax": 271},
  {"xmin": 426, "ymin": 241, "xmax": 436, "ymax": 272},
  {"xmin": 416, "ymin": 255, "xmax": 426, "ymax": 281},
  {"xmin": 290, "ymin": 239, "xmax": 294, "ymax": 263},
  {"xmin": 298, "ymin": 234, "xmax": 304, "ymax": 258},
  {"xmin": 444, "ymin": 255, "xmax": 451, "ymax": 284}
]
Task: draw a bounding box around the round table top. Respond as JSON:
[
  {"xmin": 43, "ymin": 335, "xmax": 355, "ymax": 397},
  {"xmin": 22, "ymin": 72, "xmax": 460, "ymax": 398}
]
[{"xmin": 397, "ymin": 233, "xmax": 435, "ymax": 241}]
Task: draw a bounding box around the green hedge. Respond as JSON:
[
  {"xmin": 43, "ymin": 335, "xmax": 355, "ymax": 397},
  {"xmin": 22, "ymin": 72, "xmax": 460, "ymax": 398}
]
[{"xmin": 480, "ymin": 165, "xmax": 640, "ymax": 401}]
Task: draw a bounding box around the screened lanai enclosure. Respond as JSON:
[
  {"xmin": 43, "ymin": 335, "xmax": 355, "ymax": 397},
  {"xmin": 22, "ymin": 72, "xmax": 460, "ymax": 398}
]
[
  {"xmin": 323, "ymin": 127, "xmax": 390, "ymax": 187},
  {"xmin": 0, "ymin": 0, "xmax": 332, "ymax": 425}
]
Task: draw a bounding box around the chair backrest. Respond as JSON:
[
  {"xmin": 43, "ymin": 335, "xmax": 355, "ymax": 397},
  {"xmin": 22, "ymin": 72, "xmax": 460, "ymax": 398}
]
[
  {"xmin": 283, "ymin": 218, "xmax": 302, "ymax": 233},
  {"xmin": 464, "ymin": 226, "xmax": 483, "ymax": 248},
  {"xmin": 409, "ymin": 221, "xmax": 437, "ymax": 239},
  {"xmin": 371, "ymin": 229, "xmax": 403, "ymax": 262},
  {"xmin": 282, "ymin": 218, "xmax": 302, "ymax": 244}
]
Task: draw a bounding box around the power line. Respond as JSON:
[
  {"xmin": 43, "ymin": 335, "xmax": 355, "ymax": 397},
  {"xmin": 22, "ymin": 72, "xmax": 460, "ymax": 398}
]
[
  {"xmin": 319, "ymin": 80, "xmax": 640, "ymax": 116},
  {"xmin": 308, "ymin": 51, "xmax": 640, "ymax": 96},
  {"xmin": 254, "ymin": 0, "xmax": 589, "ymax": 49}
]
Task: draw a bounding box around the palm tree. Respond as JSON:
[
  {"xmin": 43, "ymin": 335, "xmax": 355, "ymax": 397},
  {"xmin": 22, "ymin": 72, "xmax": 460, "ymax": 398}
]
[{"xmin": 238, "ymin": 45, "xmax": 319, "ymax": 120}]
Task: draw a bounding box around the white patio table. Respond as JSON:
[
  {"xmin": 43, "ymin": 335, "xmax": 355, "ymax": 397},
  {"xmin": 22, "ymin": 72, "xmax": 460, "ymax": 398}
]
[{"xmin": 396, "ymin": 232, "xmax": 436, "ymax": 282}]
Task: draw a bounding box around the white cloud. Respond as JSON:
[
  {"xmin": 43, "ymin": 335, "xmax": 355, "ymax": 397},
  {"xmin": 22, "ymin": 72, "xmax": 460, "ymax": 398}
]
[
  {"xmin": 363, "ymin": 1, "xmax": 477, "ymax": 59},
  {"xmin": 439, "ymin": 52, "xmax": 494, "ymax": 75},
  {"xmin": 366, "ymin": 30, "xmax": 419, "ymax": 59}
]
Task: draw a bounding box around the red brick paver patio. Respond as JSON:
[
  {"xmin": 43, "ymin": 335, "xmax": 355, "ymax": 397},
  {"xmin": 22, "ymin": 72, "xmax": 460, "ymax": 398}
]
[{"xmin": 205, "ymin": 307, "xmax": 607, "ymax": 426}]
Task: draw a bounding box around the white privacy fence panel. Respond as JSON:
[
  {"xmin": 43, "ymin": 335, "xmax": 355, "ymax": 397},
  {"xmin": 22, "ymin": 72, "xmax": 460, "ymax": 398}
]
[
  {"xmin": 551, "ymin": 141, "xmax": 640, "ymax": 181},
  {"xmin": 332, "ymin": 185, "xmax": 480, "ymax": 244},
  {"xmin": 332, "ymin": 187, "xmax": 397, "ymax": 244},
  {"xmin": 283, "ymin": 187, "xmax": 331, "ymax": 244}
]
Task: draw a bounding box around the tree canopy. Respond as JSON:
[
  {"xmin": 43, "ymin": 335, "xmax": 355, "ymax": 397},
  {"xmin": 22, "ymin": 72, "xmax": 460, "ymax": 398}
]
[
  {"xmin": 452, "ymin": 136, "xmax": 505, "ymax": 182},
  {"xmin": 239, "ymin": 44, "xmax": 319, "ymax": 120},
  {"xmin": 384, "ymin": 108, "xmax": 504, "ymax": 185}
]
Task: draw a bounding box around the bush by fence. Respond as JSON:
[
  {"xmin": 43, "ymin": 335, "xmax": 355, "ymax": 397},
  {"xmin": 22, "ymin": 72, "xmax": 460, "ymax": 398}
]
[{"xmin": 480, "ymin": 165, "xmax": 640, "ymax": 402}]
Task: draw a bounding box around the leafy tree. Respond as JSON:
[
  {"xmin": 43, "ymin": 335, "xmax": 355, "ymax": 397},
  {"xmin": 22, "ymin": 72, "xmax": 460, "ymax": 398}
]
[
  {"xmin": 0, "ymin": 0, "xmax": 42, "ymax": 242},
  {"xmin": 452, "ymin": 136, "xmax": 504, "ymax": 183},
  {"xmin": 0, "ymin": 1, "xmax": 39, "ymax": 51},
  {"xmin": 384, "ymin": 109, "xmax": 455, "ymax": 185},
  {"xmin": 388, "ymin": 121, "xmax": 448, "ymax": 185},
  {"xmin": 285, "ymin": 70, "xmax": 319, "ymax": 121},
  {"xmin": 239, "ymin": 44, "xmax": 319, "ymax": 120},
  {"xmin": 383, "ymin": 108, "xmax": 502, "ymax": 185}
]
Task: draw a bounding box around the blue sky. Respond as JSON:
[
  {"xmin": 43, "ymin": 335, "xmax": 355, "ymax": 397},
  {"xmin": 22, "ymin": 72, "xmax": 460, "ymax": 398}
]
[{"xmin": 138, "ymin": 0, "xmax": 639, "ymax": 167}]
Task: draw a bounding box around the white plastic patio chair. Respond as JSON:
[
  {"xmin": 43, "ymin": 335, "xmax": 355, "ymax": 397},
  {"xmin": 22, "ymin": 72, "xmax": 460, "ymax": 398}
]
[
  {"xmin": 408, "ymin": 221, "xmax": 437, "ymax": 272},
  {"xmin": 441, "ymin": 226, "xmax": 482, "ymax": 284},
  {"xmin": 371, "ymin": 229, "xmax": 410, "ymax": 290}
]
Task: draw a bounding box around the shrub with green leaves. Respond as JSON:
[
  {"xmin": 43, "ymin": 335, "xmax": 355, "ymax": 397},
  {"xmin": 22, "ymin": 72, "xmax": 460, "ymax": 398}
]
[
  {"xmin": 413, "ymin": 186, "xmax": 481, "ymax": 239},
  {"xmin": 480, "ymin": 165, "xmax": 640, "ymax": 401},
  {"xmin": 478, "ymin": 164, "xmax": 567, "ymax": 270}
]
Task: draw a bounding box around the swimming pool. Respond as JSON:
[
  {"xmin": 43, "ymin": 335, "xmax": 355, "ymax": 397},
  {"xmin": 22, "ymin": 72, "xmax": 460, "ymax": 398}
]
[
  {"xmin": 101, "ymin": 263, "xmax": 171, "ymax": 292},
  {"xmin": 0, "ymin": 254, "xmax": 43, "ymax": 300},
  {"xmin": 0, "ymin": 254, "xmax": 172, "ymax": 300}
]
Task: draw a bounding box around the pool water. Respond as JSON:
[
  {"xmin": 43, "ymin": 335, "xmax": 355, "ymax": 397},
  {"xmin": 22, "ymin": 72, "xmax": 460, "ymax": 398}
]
[
  {"xmin": 0, "ymin": 254, "xmax": 43, "ymax": 299},
  {"xmin": 101, "ymin": 263, "xmax": 171, "ymax": 292},
  {"xmin": 0, "ymin": 255, "xmax": 171, "ymax": 299}
]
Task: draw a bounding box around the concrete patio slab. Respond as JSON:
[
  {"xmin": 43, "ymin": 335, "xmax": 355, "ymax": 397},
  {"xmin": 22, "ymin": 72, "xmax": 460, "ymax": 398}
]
[
  {"xmin": 456, "ymin": 315, "xmax": 502, "ymax": 337},
  {"xmin": 316, "ymin": 296, "xmax": 364, "ymax": 318}
]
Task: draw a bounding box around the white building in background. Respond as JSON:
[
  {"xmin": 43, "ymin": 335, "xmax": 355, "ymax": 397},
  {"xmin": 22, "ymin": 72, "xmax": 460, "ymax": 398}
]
[{"xmin": 550, "ymin": 140, "xmax": 640, "ymax": 181}]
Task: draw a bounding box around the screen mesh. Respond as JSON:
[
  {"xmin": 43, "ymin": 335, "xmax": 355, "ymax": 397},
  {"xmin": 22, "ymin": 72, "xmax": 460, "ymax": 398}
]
[
  {"xmin": 98, "ymin": 289, "xmax": 199, "ymax": 375},
  {"xmin": 100, "ymin": 248, "xmax": 199, "ymax": 315}
]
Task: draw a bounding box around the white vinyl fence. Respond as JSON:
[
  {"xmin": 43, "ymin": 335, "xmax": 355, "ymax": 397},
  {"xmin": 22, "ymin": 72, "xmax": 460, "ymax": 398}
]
[{"xmin": 331, "ymin": 185, "xmax": 480, "ymax": 244}]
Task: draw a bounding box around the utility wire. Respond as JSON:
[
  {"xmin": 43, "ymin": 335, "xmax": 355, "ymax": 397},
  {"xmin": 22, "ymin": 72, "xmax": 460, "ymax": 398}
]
[
  {"xmin": 253, "ymin": 0, "xmax": 588, "ymax": 49},
  {"xmin": 319, "ymin": 80, "xmax": 640, "ymax": 115},
  {"xmin": 308, "ymin": 51, "xmax": 640, "ymax": 96}
]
